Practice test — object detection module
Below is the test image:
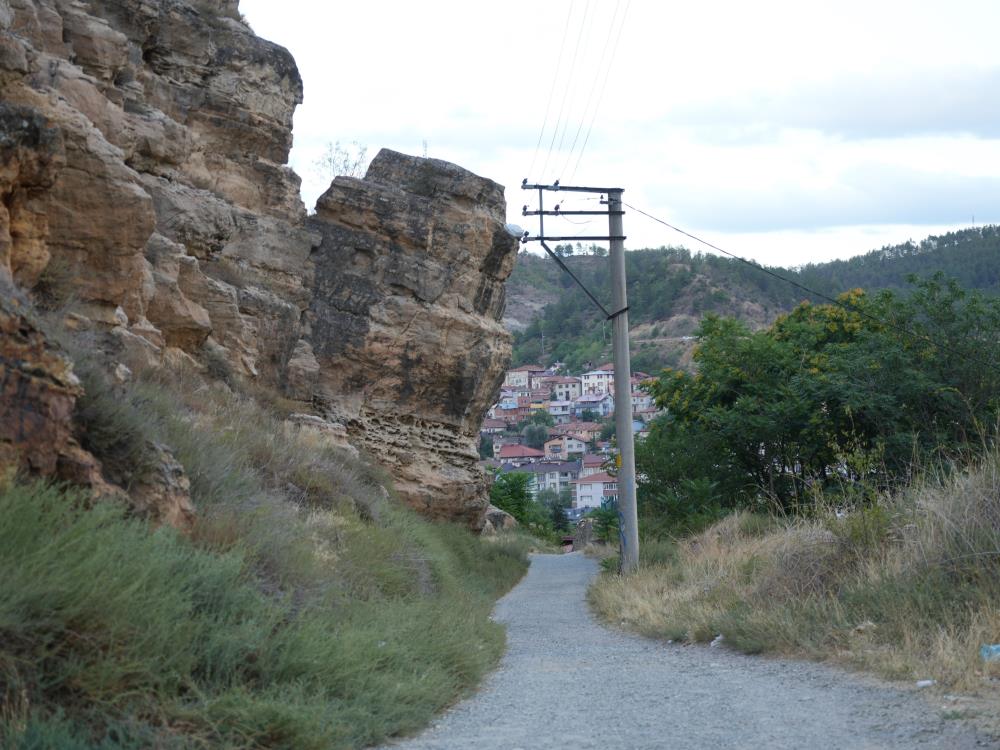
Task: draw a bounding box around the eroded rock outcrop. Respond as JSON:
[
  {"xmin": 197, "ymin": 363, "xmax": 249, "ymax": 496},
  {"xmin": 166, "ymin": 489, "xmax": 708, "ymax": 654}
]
[
  {"xmin": 2, "ymin": 0, "xmax": 314, "ymax": 377},
  {"xmin": 309, "ymin": 151, "xmax": 518, "ymax": 526},
  {"xmin": 0, "ymin": 0, "xmax": 519, "ymax": 526}
]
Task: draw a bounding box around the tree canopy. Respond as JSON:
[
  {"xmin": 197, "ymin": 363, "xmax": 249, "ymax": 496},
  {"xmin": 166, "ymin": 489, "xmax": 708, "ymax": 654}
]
[{"xmin": 637, "ymin": 276, "xmax": 1000, "ymax": 525}]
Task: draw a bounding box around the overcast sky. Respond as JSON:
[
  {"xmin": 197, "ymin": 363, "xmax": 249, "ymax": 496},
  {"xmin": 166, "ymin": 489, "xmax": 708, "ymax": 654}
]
[{"xmin": 240, "ymin": 0, "xmax": 1000, "ymax": 267}]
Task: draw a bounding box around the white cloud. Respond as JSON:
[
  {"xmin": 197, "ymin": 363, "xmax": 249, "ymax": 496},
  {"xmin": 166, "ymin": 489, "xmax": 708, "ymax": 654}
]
[{"xmin": 241, "ymin": 0, "xmax": 1000, "ymax": 266}]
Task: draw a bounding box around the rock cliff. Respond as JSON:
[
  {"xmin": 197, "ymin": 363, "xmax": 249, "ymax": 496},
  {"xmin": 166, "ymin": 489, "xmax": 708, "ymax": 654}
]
[
  {"xmin": 0, "ymin": 0, "xmax": 518, "ymax": 526},
  {"xmin": 308, "ymin": 151, "xmax": 516, "ymax": 525}
]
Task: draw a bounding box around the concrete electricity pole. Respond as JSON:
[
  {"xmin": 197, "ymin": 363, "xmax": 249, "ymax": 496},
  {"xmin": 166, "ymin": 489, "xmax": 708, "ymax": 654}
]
[
  {"xmin": 520, "ymin": 180, "xmax": 640, "ymax": 573},
  {"xmin": 606, "ymin": 189, "xmax": 639, "ymax": 573}
]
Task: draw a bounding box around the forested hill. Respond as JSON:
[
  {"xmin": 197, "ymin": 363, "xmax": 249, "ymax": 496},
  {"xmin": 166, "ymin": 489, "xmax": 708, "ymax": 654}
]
[
  {"xmin": 797, "ymin": 225, "xmax": 1000, "ymax": 293},
  {"xmin": 508, "ymin": 225, "xmax": 1000, "ymax": 373}
]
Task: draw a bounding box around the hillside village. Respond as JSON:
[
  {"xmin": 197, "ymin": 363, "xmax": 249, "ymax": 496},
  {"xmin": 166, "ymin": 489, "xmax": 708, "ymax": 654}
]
[{"xmin": 479, "ymin": 362, "xmax": 660, "ymax": 519}]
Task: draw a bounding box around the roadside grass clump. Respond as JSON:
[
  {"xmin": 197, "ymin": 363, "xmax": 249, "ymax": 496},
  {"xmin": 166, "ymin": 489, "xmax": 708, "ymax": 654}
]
[
  {"xmin": 1, "ymin": 358, "xmax": 530, "ymax": 749},
  {"xmin": 590, "ymin": 453, "xmax": 1000, "ymax": 697}
]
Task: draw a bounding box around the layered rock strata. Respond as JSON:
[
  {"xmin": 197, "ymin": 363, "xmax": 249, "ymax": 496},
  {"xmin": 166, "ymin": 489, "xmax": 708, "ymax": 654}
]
[
  {"xmin": 308, "ymin": 150, "xmax": 517, "ymax": 525},
  {"xmin": 0, "ymin": 0, "xmax": 518, "ymax": 526}
]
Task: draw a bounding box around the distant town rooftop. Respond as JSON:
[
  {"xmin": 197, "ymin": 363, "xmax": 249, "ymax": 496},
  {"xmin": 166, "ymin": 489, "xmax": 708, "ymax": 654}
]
[
  {"xmin": 571, "ymin": 471, "xmax": 617, "ymax": 484},
  {"xmin": 498, "ymin": 445, "xmax": 545, "ymax": 459}
]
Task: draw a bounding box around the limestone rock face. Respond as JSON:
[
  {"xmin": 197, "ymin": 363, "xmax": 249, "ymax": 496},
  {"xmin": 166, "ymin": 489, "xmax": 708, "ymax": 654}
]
[
  {"xmin": 1, "ymin": 1, "xmax": 519, "ymax": 526},
  {"xmin": 308, "ymin": 150, "xmax": 518, "ymax": 526},
  {"xmin": 2, "ymin": 0, "xmax": 313, "ymax": 378}
]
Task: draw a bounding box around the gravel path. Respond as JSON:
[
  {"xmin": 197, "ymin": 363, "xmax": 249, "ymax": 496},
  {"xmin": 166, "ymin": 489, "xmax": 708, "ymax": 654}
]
[{"xmin": 383, "ymin": 553, "xmax": 996, "ymax": 749}]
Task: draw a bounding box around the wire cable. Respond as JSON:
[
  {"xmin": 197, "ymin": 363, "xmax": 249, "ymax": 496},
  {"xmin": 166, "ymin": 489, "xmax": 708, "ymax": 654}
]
[
  {"xmin": 541, "ymin": 0, "xmax": 591, "ymax": 179},
  {"xmin": 567, "ymin": 0, "xmax": 631, "ymax": 181},
  {"xmin": 553, "ymin": 0, "xmax": 597, "ymax": 157},
  {"xmin": 527, "ymin": 3, "xmax": 574, "ymax": 180},
  {"xmin": 559, "ymin": 0, "xmax": 622, "ymax": 178},
  {"xmin": 623, "ymin": 201, "xmax": 1000, "ymax": 371}
]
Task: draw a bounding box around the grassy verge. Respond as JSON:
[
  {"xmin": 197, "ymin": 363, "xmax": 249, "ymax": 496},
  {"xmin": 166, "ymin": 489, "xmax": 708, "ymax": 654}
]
[
  {"xmin": 590, "ymin": 454, "xmax": 1000, "ymax": 712},
  {"xmin": 1, "ymin": 359, "xmax": 531, "ymax": 749}
]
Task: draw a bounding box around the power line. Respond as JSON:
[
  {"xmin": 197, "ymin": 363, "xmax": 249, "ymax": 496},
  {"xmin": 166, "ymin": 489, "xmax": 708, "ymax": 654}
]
[
  {"xmin": 567, "ymin": 0, "xmax": 630, "ymax": 182},
  {"xmin": 559, "ymin": 0, "xmax": 623, "ymax": 179},
  {"xmin": 553, "ymin": 0, "xmax": 597, "ymax": 158},
  {"xmin": 527, "ymin": 3, "xmax": 574, "ymax": 180},
  {"xmin": 541, "ymin": 0, "xmax": 591, "ymax": 179},
  {"xmin": 623, "ymin": 201, "xmax": 1000, "ymax": 372}
]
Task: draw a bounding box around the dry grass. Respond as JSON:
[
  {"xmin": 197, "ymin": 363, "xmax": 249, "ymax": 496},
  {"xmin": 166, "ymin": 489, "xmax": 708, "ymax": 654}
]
[{"xmin": 590, "ymin": 455, "xmax": 1000, "ymax": 723}]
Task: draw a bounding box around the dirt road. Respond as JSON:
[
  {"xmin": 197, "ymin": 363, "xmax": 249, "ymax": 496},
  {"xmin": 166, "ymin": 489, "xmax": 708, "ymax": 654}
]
[{"xmin": 383, "ymin": 553, "xmax": 995, "ymax": 749}]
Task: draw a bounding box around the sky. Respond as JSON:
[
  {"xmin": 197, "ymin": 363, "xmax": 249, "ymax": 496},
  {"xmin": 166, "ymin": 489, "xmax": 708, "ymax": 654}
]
[{"xmin": 240, "ymin": 0, "xmax": 1000, "ymax": 268}]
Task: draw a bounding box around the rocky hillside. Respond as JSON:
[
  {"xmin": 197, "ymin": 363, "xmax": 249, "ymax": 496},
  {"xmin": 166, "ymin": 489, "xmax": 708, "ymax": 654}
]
[{"xmin": 1, "ymin": 0, "xmax": 518, "ymax": 527}]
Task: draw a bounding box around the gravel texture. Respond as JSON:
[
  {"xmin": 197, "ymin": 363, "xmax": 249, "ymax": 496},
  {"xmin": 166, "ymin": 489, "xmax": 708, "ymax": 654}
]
[{"xmin": 383, "ymin": 552, "xmax": 997, "ymax": 749}]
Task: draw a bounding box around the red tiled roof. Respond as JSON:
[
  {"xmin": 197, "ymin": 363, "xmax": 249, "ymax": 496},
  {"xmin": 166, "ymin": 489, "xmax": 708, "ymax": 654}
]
[
  {"xmin": 510, "ymin": 364, "xmax": 545, "ymax": 372},
  {"xmin": 571, "ymin": 471, "xmax": 618, "ymax": 484},
  {"xmin": 582, "ymin": 454, "xmax": 605, "ymax": 466},
  {"xmin": 498, "ymin": 445, "xmax": 545, "ymax": 459},
  {"xmin": 481, "ymin": 418, "xmax": 507, "ymax": 429}
]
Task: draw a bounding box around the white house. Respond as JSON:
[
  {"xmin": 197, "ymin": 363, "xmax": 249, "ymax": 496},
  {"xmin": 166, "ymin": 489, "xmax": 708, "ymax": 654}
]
[
  {"xmin": 510, "ymin": 460, "xmax": 581, "ymax": 498},
  {"xmin": 581, "ymin": 366, "xmax": 614, "ymax": 395},
  {"xmin": 569, "ymin": 471, "xmax": 619, "ymax": 510}
]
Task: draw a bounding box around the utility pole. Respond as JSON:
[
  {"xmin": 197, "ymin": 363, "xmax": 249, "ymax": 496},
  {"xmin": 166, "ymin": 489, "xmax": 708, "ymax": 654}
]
[
  {"xmin": 606, "ymin": 190, "xmax": 639, "ymax": 573},
  {"xmin": 520, "ymin": 180, "xmax": 640, "ymax": 573}
]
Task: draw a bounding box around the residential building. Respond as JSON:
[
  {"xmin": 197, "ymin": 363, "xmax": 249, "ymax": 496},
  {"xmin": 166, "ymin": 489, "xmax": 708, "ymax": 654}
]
[
  {"xmin": 497, "ymin": 444, "xmax": 545, "ymax": 465},
  {"xmin": 542, "ymin": 375, "xmax": 582, "ymax": 402},
  {"xmin": 515, "ymin": 396, "xmax": 533, "ymax": 422},
  {"xmin": 631, "ymin": 390, "xmax": 653, "ymax": 412},
  {"xmin": 498, "ymin": 393, "xmax": 519, "ymax": 411},
  {"xmin": 496, "ymin": 407, "xmax": 520, "ymax": 426},
  {"xmin": 547, "ymin": 400, "xmax": 573, "ymax": 423},
  {"xmin": 528, "ymin": 371, "xmax": 551, "ymax": 391},
  {"xmin": 574, "ymin": 392, "xmax": 614, "ymax": 418},
  {"xmin": 570, "ymin": 471, "xmax": 619, "ymax": 510},
  {"xmin": 581, "ymin": 366, "xmax": 614, "ymax": 395},
  {"xmin": 503, "ymin": 365, "xmax": 546, "ymax": 389},
  {"xmin": 580, "ymin": 453, "xmax": 606, "ymax": 477},
  {"xmin": 543, "ymin": 434, "xmax": 587, "ymax": 461},
  {"xmin": 505, "ymin": 460, "xmax": 581, "ymax": 498},
  {"xmin": 529, "ymin": 387, "xmax": 551, "ymax": 402},
  {"xmin": 479, "ymin": 418, "xmax": 507, "ymax": 434},
  {"xmin": 491, "ymin": 434, "xmax": 522, "ymax": 459},
  {"xmin": 556, "ymin": 421, "xmax": 602, "ymax": 443}
]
